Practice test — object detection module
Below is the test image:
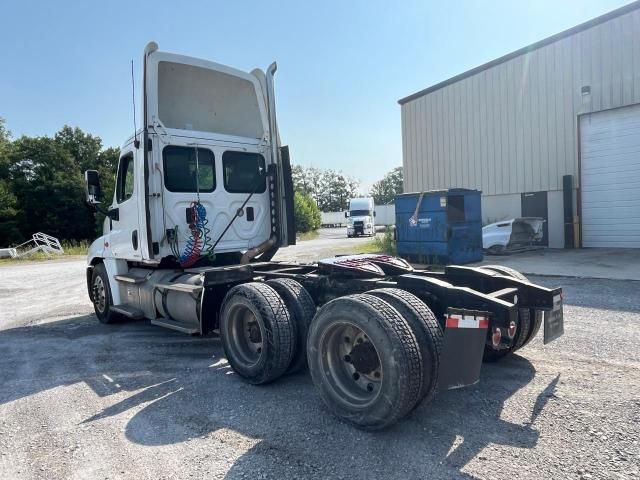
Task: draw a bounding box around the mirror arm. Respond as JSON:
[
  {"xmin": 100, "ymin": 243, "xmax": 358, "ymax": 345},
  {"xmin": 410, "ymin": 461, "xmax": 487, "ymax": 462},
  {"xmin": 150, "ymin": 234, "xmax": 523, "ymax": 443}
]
[{"xmin": 84, "ymin": 201, "xmax": 110, "ymax": 217}]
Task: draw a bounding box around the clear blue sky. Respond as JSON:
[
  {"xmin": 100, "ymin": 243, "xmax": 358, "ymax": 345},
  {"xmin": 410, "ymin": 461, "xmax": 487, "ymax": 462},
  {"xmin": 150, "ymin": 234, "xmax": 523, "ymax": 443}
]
[{"xmin": 0, "ymin": 0, "xmax": 632, "ymax": 192}]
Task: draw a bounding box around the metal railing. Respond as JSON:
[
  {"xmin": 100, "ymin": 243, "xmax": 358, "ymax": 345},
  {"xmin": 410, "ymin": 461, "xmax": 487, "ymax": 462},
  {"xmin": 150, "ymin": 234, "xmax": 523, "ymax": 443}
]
[{"xmin": 11, "ymin": 232, "xmax": 65, "ymax": 258}]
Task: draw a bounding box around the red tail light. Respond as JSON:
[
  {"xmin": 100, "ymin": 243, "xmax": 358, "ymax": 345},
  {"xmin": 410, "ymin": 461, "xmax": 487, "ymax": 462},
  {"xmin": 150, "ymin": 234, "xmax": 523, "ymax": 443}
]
[
  {"xmin": 507, "ymin": 321, "xmax": 517, "ymax": 339},
  {"xmin": 492, "ymin": 327, "xmax": 502, "ymax": 347}
]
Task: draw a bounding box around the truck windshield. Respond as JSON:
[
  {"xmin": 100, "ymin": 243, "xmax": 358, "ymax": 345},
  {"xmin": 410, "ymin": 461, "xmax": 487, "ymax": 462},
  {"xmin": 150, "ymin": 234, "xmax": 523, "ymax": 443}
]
[{"xmin": 350, "ymin": 210, "xmax": 371, "ymax": 216}]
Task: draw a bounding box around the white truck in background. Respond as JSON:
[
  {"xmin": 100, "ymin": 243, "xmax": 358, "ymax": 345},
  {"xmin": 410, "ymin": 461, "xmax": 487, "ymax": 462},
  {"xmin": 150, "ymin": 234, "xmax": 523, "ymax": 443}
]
[{"xmin": 345, "ymin": 197, "xmax": 375, "ymax": 237}]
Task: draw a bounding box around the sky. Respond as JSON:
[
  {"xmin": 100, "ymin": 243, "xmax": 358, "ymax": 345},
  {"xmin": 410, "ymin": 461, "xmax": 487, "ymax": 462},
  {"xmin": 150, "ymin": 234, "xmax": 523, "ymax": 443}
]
[{"xmin": 0, "ymin": 0, "xmax": 633, "ymax": 192}]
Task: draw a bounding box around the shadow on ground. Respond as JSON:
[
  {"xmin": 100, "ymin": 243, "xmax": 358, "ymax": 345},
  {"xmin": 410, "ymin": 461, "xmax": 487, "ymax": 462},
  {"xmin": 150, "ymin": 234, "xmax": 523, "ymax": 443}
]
[{"xmin": 0, "ymin": 315, "xmax": 559, "ymax": 479}]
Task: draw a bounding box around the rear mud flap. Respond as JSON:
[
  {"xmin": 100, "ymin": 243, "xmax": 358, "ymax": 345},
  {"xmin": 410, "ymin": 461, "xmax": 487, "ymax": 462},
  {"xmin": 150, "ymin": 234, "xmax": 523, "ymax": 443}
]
[{"xmin": 437, "ymin": 309, "xmax": 490, "ymax": 390}]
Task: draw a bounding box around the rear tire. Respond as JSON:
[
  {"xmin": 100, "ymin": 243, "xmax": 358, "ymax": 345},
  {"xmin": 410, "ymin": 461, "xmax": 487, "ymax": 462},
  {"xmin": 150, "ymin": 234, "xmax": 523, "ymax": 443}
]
[
  {"xmin": 480, "ymin": 265, "xmax": 534, "ymax": 361},
  {"xmin": 220, "ymin": 283, "xmax": 295, "ymax": 384},
  {"xmin": 265, "ymin": 278, "xmax": 316, "ymax": 374},
  {"xmin": 307, "ymin": 294, "xmax": 422, "ymax": 430},
  {"xmin": 90, "ymin": 263, "xmax": 118, "ymax": 324},
  {"xmin": 368, "ymin": 288, "xmax": 442, "ymax": 404}
]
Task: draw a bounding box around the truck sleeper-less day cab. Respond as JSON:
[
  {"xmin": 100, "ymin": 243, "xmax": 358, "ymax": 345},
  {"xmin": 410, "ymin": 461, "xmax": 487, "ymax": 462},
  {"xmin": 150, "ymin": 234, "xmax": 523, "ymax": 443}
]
[
  {"xmin": 84, "ymin": 43, "xmax": 564, "ymax": 429},
  {"xmin": 346, "ymin": 197, "xmax": 375, "ymax": 237}
]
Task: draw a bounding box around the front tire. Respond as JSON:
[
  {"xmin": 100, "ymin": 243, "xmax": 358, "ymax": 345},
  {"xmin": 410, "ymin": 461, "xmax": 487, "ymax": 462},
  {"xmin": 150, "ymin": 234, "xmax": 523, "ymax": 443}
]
[
  {"xmin": 307, "ymin": 294, "xmax": 422, "ymax": 430},
  {"xmin": 220, "ymin": 283, "xmax": 295, "ymax": 385},
  {"xmin": 90, "ymin": 263, "xmax": 118, "ymax": 324}
]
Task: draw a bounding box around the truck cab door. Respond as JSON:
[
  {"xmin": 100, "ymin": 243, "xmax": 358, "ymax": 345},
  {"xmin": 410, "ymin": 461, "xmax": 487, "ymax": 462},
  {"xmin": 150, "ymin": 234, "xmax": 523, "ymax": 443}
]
[{"xmin": 108, "ymin": 150, "xmax": 143, "ymax": 260}]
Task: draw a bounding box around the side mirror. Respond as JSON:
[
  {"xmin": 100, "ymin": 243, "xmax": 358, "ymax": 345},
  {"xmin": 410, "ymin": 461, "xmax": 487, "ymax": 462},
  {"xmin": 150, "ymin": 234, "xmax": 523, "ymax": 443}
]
[
  {"xmin": 85, "ymin": 169, "xmax": 102, "ymax": 205},
  {"xmin": 373, "ymin": 211, "xmax": 377, "ymax": 217},
  {"xmin": 344, "ymin": 211, "xmax": 349, "ymax": 218}
]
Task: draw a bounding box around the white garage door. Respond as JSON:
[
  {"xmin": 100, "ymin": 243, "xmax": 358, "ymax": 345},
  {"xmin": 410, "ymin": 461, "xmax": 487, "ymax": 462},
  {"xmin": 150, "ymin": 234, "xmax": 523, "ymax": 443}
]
[{"xmin": 580, "ymin": 104, "xmax": 640, "ymax": 248}]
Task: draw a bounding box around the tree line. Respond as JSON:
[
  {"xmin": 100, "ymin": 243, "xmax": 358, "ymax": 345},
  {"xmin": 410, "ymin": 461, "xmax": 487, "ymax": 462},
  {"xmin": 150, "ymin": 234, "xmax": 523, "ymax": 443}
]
[
  {"xmin": 0, "ymin": 119, "xmax": 118, "ymax": 246},
  {"xmin": 0, "ymin": 117, "xmax": 404, "ymax": 246},
  {"xmin": 292, "ymin": 164, "xmax": 403, "ymax": 211}
]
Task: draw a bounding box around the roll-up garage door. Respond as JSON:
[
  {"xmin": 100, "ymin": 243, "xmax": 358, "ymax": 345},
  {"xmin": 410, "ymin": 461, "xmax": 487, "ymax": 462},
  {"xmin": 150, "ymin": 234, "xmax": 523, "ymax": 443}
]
[{"xmin": 580, "ymin": 104, "xmax": 640, "ymax": 248}]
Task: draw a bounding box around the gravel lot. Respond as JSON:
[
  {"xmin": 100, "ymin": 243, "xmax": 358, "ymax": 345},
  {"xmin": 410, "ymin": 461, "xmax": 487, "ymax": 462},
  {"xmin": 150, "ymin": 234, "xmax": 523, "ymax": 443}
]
[{"xmin": 1, "ymin": 237, "xmax": 639, "ymax": 479}]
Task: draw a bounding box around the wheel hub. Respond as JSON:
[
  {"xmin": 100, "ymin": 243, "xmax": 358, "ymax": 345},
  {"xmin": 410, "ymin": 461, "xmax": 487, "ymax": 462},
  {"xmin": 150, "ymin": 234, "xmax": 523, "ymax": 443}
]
[
  {"xmin": 92, "ymin": 276, "xmax": 106, "ymax": 313},
  {"xmin": 347, "ymin": 341, "xmax": 379, "ymax": 374},
  {"xmin": 248, "ymin": 321, "xmax": 262, "ymax": 343}
]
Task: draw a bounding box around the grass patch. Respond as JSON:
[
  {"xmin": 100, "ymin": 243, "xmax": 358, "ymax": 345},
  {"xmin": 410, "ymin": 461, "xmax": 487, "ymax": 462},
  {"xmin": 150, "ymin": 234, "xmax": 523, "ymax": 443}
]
[
  {"xmin": 354, "ymin": 241, "xmax": 383, "ymax": 254},
  {"xmin": 297, "ymin": 230, "xmax": 320, "ymax": 242},
  {"xmin": 373, "ymin": 227, "xmax": 397, "ymax": 256}
]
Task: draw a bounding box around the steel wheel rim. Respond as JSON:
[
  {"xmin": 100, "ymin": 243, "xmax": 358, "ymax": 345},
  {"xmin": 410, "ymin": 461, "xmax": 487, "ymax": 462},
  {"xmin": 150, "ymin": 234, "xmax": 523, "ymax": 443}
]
[
  {"xmin": 226, "ymin": 304, "xmax": 264, "ymax": 367},
  {"xmin": 319, "ymin": 321, "xmax": 383, "ymax": 408},
  {"xmin": 93, "ymin": 276, "xmax": 106, "ymax": 313}
]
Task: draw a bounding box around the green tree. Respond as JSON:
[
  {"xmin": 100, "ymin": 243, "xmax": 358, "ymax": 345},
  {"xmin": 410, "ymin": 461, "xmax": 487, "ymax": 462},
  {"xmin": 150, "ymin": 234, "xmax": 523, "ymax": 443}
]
[
  {"xmin": 9, "ymin": 136, "xmax": 88, "ymax": 241},
  {"xmin": 370, "ymin": 166, "xmax": 403, "ymax": 205},
  {"xmin": 0, "ymin": 118, "xmax": 21, "ymax": 245},
  {"xmin": 53, "ymin": 125, "xmax": 118, "ymax": 234},
  {"xmin": 294, "ymin": 191, "xmax": 321, "ymax": 233},
  {"xmin": 292, "ymin": 164, "xmax": 358, "ymax": 212},
  {"xmin": 54, "ymin": 125, "xmax": 103, "ymax": 172},
  {"xmin": 0, "ymin": 120, "xmax": 120, "ymax": 244}
]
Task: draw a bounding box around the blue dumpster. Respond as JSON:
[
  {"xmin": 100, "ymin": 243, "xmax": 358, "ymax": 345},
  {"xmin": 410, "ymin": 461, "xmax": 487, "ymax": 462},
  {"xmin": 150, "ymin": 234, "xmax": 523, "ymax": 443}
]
[{"xmin": 395, "ymin": 189, "xmax": 483, "ymax": 265}]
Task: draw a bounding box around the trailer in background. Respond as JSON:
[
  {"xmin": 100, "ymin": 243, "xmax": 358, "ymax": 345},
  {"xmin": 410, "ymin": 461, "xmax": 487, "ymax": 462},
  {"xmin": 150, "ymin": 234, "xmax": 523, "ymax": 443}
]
[
  {"xmin": 321, "ymin": 204, "xmax": 396, "ymax": 228},
  {"xmin": 320, "ymin": 211, "xmax": 347, "ymax": 227}
]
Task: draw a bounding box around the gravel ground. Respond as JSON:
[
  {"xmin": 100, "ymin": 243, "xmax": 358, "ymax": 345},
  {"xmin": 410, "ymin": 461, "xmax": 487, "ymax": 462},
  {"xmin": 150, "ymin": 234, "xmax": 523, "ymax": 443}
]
[{"xmin": 0, "ymin": 242, "xmax": 639, "ymax": 479}]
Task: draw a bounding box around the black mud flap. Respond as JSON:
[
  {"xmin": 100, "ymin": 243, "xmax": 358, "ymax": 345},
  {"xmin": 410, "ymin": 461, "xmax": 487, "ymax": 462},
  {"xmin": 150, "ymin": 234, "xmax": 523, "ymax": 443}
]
[
  {"xmin": 543, "ymin": 291, "xmax": 564, "ymax": 344},
  {"xmin": 438, "ymin": 308, "xmax": 490, "ymax": 390}
]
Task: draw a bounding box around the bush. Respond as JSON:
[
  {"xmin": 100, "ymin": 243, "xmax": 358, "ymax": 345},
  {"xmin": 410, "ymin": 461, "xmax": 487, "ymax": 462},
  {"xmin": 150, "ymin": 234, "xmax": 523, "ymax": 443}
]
[
  {"xmin": 374, "ymin": 226, "xmax": 397, "ymax": 256},
  {"xmin": 294, "ymin": 191, "xmax": 321, "ymax": 233}
]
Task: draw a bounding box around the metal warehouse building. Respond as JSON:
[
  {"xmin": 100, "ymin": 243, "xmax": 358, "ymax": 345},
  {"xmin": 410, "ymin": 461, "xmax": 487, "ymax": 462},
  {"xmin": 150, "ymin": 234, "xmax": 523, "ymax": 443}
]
[{"xmin": 399, "ymin": 2, "xmax": 640, "ymax": 248}]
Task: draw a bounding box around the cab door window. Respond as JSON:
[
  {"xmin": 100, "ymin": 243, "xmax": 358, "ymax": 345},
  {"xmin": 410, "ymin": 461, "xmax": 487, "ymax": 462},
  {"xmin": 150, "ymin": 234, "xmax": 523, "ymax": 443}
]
[{"xmin": 116, "ymin": 154, "xmax": 135, "ymax": 203}]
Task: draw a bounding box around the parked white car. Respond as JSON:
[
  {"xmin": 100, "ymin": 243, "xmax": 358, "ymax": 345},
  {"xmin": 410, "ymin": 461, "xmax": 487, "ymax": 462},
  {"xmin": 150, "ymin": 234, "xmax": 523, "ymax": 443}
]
[{"xmin": 483, "ymin": 217, "xmax": 545, "ymax": 254}]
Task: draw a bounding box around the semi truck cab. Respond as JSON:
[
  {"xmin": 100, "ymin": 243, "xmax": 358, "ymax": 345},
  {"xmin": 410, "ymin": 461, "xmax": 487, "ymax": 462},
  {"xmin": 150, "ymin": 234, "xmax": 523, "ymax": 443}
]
[
  {"xmin": 86, "ymin": 42, "xmax": 294, "ymax": 272},
  {"xmin": 346, "ymin": 197, "xmax": 375, "ymax": 237}
]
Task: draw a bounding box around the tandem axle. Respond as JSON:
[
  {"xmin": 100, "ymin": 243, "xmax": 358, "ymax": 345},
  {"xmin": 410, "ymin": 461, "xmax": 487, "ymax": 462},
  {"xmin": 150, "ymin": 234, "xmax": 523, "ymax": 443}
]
[{"xmin": 87, "ymin": 253, "xmax": 563, "ymax": 429}]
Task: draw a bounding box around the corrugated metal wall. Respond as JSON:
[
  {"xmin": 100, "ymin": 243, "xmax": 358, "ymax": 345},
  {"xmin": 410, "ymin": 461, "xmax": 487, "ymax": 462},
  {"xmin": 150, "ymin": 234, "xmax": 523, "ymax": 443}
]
[{"xmin": 401, "ymin": 8, "xmax": 640, "ymax": 195}]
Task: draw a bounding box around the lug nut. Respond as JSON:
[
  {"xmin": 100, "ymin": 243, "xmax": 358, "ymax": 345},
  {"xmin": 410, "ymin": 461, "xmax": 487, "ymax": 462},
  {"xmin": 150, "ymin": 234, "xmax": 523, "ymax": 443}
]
[
  {"xmin": 352, "ymin": 372, "xmax": 360, "ymax": 380},
  {"xmin": 366, "ymin": 383, "xmax": 374, "ymax": 392},
  {"xmin": 344, "ymin": 355, "xmax": 351, "ymax": 363},
  {"xmin": 344, "ymin": 336, "xmax": 351, "ymax": 344}
]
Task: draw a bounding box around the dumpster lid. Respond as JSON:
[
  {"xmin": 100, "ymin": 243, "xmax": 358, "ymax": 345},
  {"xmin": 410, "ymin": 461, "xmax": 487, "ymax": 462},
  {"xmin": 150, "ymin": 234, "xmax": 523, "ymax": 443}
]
[{"xmin": 396, "ymin": 188, "xmax": 481, "ymax": 198}]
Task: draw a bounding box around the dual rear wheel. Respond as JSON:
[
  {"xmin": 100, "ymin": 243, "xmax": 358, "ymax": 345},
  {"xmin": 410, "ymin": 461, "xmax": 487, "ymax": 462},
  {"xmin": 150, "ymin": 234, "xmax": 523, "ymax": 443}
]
[
  {"xmin": 307, "ymin": 291, "xmax": 442, "ymax": 429},
  {"xmin": 220, "ymin": 280, "xmax": 443, "ymax": 430},
  {"xmin": 219, "ymin": 280, "xmax": 315, "ymax": 384},
  {"xmin": 480, "ymin": 265, "xmax": 543, "ymax": 361}
]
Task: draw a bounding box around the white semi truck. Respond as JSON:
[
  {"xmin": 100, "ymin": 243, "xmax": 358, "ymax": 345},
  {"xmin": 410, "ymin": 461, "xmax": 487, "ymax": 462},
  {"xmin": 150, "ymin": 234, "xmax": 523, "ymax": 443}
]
[
  {"xmin": 84, "ymin": 43, "xmax": 564, "ymax": 430},
  {"xmin": 346, "ymin": 197, "xmax": 375, "ymax": 237}
]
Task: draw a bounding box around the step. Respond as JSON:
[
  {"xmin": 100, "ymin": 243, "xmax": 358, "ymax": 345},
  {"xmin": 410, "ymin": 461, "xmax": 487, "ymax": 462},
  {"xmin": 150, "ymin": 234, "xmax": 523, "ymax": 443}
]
[
  {"xmin": 151, "ymin": 317, "xmax": 199, "ymax": 335},
  {"xmin": 154, "ymin": 283, "xmax": 203, "ymax": 295},
  {"xmin": 111, "ymin": 304, "xmax": 145, "ymax": 320},
  {"xmin": 114, "ymin": 274, "xmax": 147, "ymax": 284}
]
